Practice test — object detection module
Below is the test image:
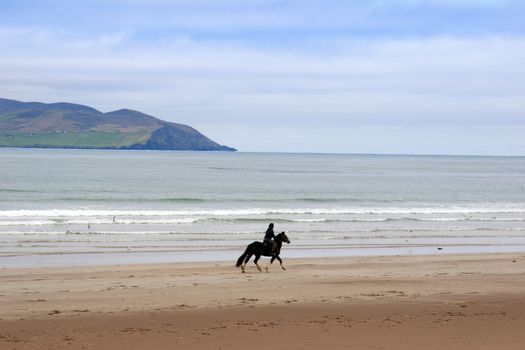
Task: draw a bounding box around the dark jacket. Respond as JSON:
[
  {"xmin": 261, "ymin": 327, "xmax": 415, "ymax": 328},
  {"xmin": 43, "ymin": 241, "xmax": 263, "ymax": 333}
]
[{"xmin": 264, "ymin": 227, "xmax": 275, "ymax": 240}]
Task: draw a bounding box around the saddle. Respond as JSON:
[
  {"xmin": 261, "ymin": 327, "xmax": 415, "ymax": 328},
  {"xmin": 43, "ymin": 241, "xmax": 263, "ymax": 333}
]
[{"xmin": 262, "ymin": 241, "xmax": 279, "ymax": 256}]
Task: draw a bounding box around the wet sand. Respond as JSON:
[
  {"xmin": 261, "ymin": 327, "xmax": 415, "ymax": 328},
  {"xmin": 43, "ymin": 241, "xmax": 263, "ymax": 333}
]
[{"xmin": 1, "ymin": 253, "xmax": 524, "ymax": 349}]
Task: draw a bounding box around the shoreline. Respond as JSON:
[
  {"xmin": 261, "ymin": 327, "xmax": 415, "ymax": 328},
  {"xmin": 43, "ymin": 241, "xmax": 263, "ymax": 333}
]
[
  {"xmin": 2, "ymin": 243, "xmax": 525, "ymax": 268},
  {"xmin": 1, "ymin": 253, "xmax": 524, "ymax": 349}
]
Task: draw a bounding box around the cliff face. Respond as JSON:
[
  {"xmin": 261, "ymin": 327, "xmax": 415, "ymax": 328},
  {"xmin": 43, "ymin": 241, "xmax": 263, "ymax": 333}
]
[
  {"xmin": 126, "ymin": 125, "xmax": 235, "ymax": 151},
  {"xmin": 0, "ymin": 98, "xmax": 236, "ymax": 151}
]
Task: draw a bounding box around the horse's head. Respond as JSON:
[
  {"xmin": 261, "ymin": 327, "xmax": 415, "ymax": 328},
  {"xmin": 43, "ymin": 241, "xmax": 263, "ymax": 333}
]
[{"xmin": 277, "ymin": 231, "xmax": 290, "ymax": 244}]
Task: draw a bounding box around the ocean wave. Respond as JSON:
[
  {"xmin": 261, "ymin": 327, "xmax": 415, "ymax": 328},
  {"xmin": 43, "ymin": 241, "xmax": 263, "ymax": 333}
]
[
  {"xmin": 0, "ymin": 188, "xmax": 33, "ymax": 193},
  {"xmin": 44, "ymin": 197, "xmax": 208, "ymax": 203},
  {"xmin": 0, "ymin": 209, "xmax": 525, "ymax": 227},
  {"xmin": 1, "ymin": 214, "xmax": 524, "ymax": 227},
  {"xmin": 0, "ymin": 218, "xmax": 199, "ymax": 226},
  {"xmin": 2, "ymin": 205, "xmax": 525, "ymax": 218},
  {"xmin": 0, "ymin": 196, "xmax": 412, "ymax": 204},
  {"xmin": 0, "ymin": 220, "xmax": 55, "ymax": 226},
  {"xmin": 293, "ymin": 197, "xmax": 405, "ymax": 203},
  {"xmin": 67, "ymin": 218, "xmax": 198, "ymax": 225},
  {"xmin": 1, "ymin": 216, "xmax": 516, "ymax": 227},
  {"xmin": 387, "ymin": 217, "xmax": 525, "ymax": 222},
  {"xmin": 3, "ymin": 227, "xmax": 525, "ymax": 238}
]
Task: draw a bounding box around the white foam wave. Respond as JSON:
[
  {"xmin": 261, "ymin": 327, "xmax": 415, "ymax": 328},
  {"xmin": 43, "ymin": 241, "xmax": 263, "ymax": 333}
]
[
  {"xmin": 0, "ymin": 218, "xmax": 198, "ymax": 226},
  {"xmin": 1, "ymin": 205, "xmax": 525, "ymax": 218},
  {"xmin": 66, "ymin": 218, "xmax": 198, "ymax": 225},
  {"xmin": 0, "ymin": 220, "xmax": 55, "ymax": 226},
  {"xmin": 2, "ymin": 215, "xmax": 524, "ymax": 227}
]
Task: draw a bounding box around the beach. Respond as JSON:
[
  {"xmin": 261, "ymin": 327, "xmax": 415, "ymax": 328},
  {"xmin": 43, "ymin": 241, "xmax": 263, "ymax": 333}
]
[
  {"xmin": 1, "ymin": 253, "xmax": 524, "ymax": 349},
  {"xmin": 2, "ymin": 150, "xmax": 525, "ymax": 348}
]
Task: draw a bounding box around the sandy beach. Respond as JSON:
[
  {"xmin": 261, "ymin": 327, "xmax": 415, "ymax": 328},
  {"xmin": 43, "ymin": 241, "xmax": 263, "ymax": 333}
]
[{"xmin": 1, "ymin": 253, "xmax": 524, "ymax": 349}]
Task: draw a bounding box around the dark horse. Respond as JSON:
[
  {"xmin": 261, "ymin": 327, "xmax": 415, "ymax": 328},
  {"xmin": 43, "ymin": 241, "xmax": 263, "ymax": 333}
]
[{"xmin": 235, "ymin": 232, "xmax": 290, "ymax": 273}]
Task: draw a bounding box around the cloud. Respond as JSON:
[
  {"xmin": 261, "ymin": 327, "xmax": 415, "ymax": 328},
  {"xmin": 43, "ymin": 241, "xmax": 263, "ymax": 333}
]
[
  {"xmin": 1, "ymin": 29, "xmax": 523, "ymax": 127},
  {"xmin": 0, "ymin": 0, "xmax": 524, "ymax": 154}
]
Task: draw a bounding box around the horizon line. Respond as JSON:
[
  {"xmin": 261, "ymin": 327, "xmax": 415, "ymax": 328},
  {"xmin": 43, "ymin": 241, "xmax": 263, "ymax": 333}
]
[{"xmin": 0, "ymin": 146, "xmax": 523, "ymax": 158}]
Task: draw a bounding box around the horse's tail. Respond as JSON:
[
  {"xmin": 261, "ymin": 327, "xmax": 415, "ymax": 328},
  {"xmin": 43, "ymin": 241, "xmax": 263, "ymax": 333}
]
[{"xmin": 235, "ymin": 245, "xmax": 251, "ymax": 268}]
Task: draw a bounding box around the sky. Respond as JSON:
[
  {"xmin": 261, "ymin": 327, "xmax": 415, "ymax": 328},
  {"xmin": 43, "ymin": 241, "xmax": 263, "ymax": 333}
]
[{"xmin": 0, "ymin": 0, "xmax": 524, "ymax": 155}]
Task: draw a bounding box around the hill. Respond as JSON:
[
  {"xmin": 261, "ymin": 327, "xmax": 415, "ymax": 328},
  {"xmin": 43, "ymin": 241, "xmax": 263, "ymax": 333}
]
[{"xmin": 0, "ymin": 98, "xmax": 236, "ymax": 151}]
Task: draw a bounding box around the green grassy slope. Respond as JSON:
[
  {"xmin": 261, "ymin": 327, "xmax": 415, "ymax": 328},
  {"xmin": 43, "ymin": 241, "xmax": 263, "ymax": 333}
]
[{"xmin": 0, "ymin": 131, "xmax": 151, "ymax": 148}]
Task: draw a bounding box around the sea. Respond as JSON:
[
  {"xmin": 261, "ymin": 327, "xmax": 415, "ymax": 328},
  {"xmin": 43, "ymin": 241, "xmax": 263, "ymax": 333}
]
[{"xmin": 1, "ymin": 148, "xmax": 525, "ymax": 268}]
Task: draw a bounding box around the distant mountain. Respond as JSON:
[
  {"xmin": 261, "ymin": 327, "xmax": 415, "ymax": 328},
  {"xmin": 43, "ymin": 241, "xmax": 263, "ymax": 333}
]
[{"xmin": 0, "ymin": 98, "xmax": 236, "ymax": 151}]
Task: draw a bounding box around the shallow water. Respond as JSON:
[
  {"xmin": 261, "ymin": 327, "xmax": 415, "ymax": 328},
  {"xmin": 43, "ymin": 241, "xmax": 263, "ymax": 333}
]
[{"xmin": 1, "ymin": 148, "xmax": 525, "ymax": 267}]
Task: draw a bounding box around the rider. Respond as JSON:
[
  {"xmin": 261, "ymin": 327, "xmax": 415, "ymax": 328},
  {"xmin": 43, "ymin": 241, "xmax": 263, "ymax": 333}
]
[{"xmin": 263, "ymin": 223, "xmax": 278, "ymax": 255}]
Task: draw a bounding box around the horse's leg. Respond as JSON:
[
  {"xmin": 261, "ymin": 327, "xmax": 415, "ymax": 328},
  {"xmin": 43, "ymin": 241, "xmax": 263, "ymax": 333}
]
[
  {"xmin": 265, "ymin": 256, "xmax": 276, "ymax": 272},
  {"xmin": 242, "ymin": 253, "xmax": 253, "ymax": 273},
  {"xmin": 275, "ymin": 255, "xmax": 286, "ymax": 270},
  {"xmin": 253, "ymin": 254, "xmax": 262, "ymax": 272}
]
